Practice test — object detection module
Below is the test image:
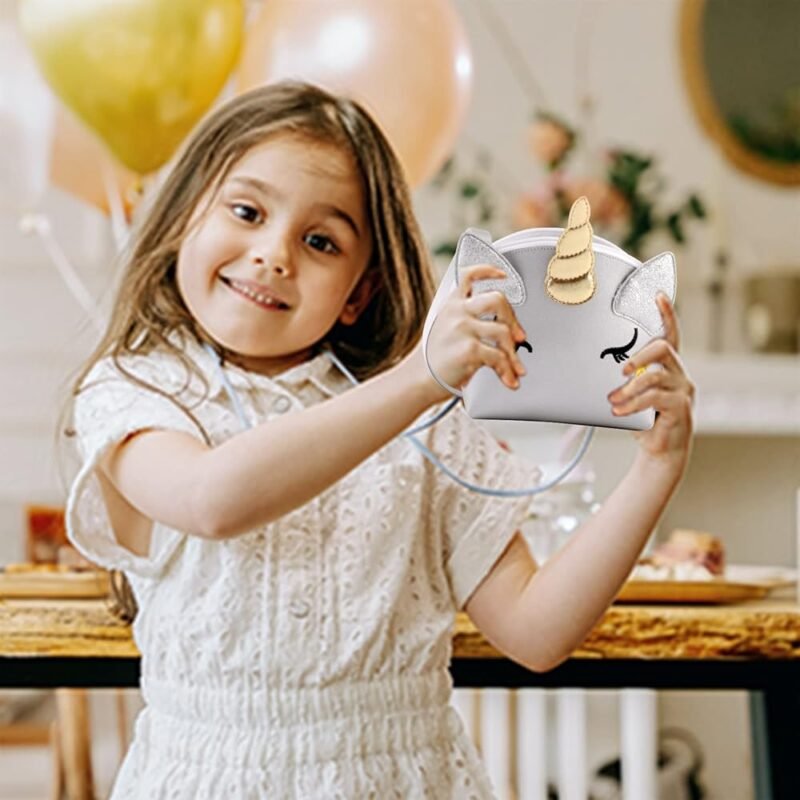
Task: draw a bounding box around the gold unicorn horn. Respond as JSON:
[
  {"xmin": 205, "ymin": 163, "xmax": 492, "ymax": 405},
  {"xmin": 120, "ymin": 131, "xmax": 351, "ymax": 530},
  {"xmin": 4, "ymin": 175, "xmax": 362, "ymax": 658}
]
[{"xmin": 545, "ymin": 195, "xmax": 596, "ymax": 304}]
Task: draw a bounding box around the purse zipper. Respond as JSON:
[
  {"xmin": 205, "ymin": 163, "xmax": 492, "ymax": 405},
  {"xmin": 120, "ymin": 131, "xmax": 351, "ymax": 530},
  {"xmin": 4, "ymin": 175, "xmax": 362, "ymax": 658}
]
[{"xmin": 493, "ymin": 228, "xmax": 640, "ymax": 268}]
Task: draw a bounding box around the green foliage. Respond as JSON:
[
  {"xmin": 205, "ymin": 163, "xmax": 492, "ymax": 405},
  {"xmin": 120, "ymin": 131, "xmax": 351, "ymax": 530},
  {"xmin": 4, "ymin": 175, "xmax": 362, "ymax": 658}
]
[
  {"xmin": 601, "ymin": 149, "xmax": 707, "ymax": 257},
  {"xmin": 428, "ymin": 149, "xmax": 497, "ymax": 258},
  {"xmin": 428, "ymin": 117, "xmax": 708, "ymax": 260}
]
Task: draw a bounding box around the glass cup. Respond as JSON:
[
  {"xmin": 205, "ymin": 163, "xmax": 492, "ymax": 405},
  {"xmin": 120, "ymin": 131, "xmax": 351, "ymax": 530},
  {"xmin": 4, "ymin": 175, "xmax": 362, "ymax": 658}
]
[{"xmin": 521, "ymin": 478, "xmax": 601, "ymax": 564}]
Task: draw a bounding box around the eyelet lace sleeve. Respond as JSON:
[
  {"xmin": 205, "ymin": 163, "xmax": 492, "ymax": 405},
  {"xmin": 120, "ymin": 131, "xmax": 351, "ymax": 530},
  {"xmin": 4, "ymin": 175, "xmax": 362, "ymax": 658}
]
[
  {"xmin": 65, "ymin": 360, "xmax": 207, "ymax": 579},
  {"xmin": 433, "ymin": 406, "xmax": 543, "ymax": 610}
]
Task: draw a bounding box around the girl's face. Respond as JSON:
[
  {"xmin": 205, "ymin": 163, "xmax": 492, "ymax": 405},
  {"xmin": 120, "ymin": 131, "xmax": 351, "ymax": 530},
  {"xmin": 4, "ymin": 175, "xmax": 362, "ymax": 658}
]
[{"xmin": 177, "ymin": 134, "xmax": 375, "ymax": 376}]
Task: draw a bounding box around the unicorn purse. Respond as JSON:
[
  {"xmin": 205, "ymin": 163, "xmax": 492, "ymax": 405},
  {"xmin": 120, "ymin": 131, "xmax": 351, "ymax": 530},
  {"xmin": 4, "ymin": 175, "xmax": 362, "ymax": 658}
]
[{"xmin": 422, "ymin": 197, "xmax": 677, "ymax": 431}]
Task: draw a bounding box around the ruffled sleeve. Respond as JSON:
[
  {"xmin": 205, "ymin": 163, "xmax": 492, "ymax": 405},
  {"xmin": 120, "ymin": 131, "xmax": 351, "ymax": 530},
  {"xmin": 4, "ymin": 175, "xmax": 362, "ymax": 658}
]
[
  {"xmin": 65, "ymin": 357, "xmax": 208, "ymax": 579},
  {"xmin": 431, "ymin": 406, "xmax": 543, "ymax": 610}
]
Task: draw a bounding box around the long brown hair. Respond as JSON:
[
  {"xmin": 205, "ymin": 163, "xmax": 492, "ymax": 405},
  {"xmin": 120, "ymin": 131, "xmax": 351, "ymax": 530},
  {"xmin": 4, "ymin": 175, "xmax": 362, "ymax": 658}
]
[{"xmin": 57, "ymin": 81, "xmax": 438, "ymax": 621}]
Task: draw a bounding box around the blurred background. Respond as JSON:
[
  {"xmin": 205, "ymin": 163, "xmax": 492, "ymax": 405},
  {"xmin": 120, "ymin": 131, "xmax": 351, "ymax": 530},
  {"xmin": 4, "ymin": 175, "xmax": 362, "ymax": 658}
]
[{"xmin": 0, "ymin": 0, "xmax": 798, "ymax": 798}]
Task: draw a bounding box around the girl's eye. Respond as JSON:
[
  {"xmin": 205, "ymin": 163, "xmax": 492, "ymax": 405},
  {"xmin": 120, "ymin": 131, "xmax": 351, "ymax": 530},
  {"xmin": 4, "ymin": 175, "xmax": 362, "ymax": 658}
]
[
  {"xmin": 305, "ymin": 233, "xmax": 339, "ymax": 255},
  {"xmin": 600, "ymin": 328, "xmax": 638, "ymax": 363},
  {"xmin": 231, "ymin": 203, "xmax": 262, "ymax": 224}
]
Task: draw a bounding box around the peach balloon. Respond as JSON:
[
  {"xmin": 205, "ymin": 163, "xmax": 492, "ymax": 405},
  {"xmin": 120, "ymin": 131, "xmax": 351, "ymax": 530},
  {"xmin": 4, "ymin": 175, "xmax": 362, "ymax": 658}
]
[
  {"xmin": 235, "ymin": 0, "xmax": 472, "ymax": 188},
  {"xmin": 50, "ymin": 105, "xmax": 141, "ymax": 217}
]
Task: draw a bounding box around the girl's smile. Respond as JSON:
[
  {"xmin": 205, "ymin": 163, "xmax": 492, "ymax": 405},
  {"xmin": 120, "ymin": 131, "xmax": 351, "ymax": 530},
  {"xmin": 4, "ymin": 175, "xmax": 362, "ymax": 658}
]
[
  {"xmin": 219, "ymin": 275, "xmax": 291, "ymax": 311},
  {"xmin": 176, "ymin": 134, "xmax": 375, "ymax": 377}
]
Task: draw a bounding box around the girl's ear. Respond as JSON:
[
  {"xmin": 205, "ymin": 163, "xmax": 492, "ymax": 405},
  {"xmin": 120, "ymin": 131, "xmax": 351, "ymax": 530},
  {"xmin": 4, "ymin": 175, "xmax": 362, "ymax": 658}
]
[{"xmin": 339, "ymin": 269, "xmax": 381, "ymax": 326}]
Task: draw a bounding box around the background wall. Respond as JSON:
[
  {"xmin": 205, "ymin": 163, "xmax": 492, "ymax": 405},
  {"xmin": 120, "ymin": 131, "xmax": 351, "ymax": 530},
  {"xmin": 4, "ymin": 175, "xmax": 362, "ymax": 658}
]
[{"xmin": 1, "ymin": 1, "xmax": 798, "ymax": 798}]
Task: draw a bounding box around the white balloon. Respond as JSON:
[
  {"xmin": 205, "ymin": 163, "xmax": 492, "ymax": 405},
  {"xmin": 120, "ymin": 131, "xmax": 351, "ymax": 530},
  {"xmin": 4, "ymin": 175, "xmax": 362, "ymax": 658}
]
[{"xmin": 0, "ymin": 14, "xmax": 54, "ymax": 213}]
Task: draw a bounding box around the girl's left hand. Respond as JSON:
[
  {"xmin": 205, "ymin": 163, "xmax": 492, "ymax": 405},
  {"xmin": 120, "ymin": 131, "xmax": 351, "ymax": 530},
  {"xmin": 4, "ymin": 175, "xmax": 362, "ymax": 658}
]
[{"xmin": 607, "ymin": 292, "xmax": 696, "ymax": 468}]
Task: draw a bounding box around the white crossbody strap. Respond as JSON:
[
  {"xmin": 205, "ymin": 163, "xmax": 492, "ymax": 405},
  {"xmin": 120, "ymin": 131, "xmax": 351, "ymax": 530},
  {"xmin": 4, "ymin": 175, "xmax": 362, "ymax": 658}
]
[{"xmin": 421, "ymin": 256, "xmax": 463, "ymax": 398}]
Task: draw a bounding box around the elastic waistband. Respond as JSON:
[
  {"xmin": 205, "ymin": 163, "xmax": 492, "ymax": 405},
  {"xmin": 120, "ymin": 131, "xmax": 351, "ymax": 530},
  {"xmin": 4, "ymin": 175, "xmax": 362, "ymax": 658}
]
[
  {"xmin": 143, "ymin": 670, "xmax": 453, "ymax": 729},
  {"xmin": 139, "ymin": 671, "xmax": 460, "ymax": 769}
]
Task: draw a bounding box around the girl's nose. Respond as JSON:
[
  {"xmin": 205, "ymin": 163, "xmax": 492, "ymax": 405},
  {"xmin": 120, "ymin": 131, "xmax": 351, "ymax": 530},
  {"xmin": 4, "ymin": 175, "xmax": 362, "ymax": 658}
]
[
  {"xmin": 249, "ymin": 236, "xmax": 291, "ymax": 275},
  {"xmin": 250, "ymin": 252, "xmax": 288, "ymax": 275}
]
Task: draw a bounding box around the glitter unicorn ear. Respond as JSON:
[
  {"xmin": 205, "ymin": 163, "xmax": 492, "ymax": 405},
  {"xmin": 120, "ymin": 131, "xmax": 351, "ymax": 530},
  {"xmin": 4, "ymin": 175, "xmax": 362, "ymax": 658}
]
[
  {"xmin": 455, "ymin": 228, "xmax": 526, "ymax": 306},
  {"xmin": 612, "ymin": 251, "xmax": 677, "ymax": 337},
  {"xmin": 545, "ymin": 196, "xmax": 596, "ymax": 305}
]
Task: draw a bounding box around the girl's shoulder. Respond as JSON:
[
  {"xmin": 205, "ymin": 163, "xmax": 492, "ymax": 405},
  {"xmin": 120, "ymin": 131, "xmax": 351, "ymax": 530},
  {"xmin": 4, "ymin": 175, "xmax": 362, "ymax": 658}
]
[
  {"xmin": 70, "ymin": 333, "xmax": 215, "ymax": 447},
  {"xmin": 80, "ymin": 333, "xmax": 207, "ymax": 398}
]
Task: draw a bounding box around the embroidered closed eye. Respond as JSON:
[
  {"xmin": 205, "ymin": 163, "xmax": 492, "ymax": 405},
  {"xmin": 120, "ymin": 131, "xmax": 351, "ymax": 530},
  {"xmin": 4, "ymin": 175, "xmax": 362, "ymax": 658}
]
[
  {"xmin": 481, "ymin": 313, "xmax": 532, "ymax": 354},
  {"xmin": 514, "ymin": 340, "xmax": 532, "ymax": 354},
  {"xmin": 600, "ymin": 328, "xmax": 638, "ymax": 363}
]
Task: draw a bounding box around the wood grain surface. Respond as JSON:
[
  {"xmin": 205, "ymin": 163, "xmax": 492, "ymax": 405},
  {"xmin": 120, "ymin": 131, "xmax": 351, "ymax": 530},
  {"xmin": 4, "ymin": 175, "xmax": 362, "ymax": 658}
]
[{"xmin": 2, "ymin": 596, "xmax": 800, "ymax": 662}]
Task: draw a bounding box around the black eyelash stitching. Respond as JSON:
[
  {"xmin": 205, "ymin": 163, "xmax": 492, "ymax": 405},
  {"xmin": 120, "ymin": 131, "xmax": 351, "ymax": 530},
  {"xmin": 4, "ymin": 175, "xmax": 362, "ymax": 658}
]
[
  {"xmin": 600, "ymin": 328, "xmax": 638, "ymax": 363},
  {"xmin": 515, "ymin": 340, "xmax": 532, "ymax": 354}
]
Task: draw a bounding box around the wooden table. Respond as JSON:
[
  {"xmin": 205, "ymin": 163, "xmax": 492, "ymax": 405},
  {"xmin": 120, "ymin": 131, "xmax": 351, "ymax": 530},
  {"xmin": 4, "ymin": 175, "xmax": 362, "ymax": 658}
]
[
  {"xmin": 2, "ymin": 596, "xmax": 798, "ymax": 688},
  {"xmin": 1, "ymin": 596, "xmax": 799, "ymax": 798}
]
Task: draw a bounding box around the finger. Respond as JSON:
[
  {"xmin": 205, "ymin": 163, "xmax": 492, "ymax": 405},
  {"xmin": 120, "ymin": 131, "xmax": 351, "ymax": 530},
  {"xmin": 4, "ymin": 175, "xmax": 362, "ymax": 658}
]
[
  {"xmin": 464, "ymin": 291, "xmax": 526, "ymax": 341},
  {"xmin": 619, "ymin": 352, "xmax": 695, "ymax": 418},
  {"xmin": 610, "ymin": 386, "xmax": 683, "ymax": 417},
  {"xmin": 477, "ymin": 340, "xmax": 521, "ymax": 389},
  {"xmin": 655, "ymin": 292, "xmax": 681, "ymax": 352},
  {"xmin": 474, "ymin": 319, "xmax": 527, "ymax": 377},
  {"xmin": 622, "ymin": 337, "xmax": 684, "ymax": 378},
  {"xmin": 458, "ymin": 264, "xmax": 508, "ymax": 299},
  {"xmin": 608, "ymin": 368, "xmax": 675, "ymax": 405}
]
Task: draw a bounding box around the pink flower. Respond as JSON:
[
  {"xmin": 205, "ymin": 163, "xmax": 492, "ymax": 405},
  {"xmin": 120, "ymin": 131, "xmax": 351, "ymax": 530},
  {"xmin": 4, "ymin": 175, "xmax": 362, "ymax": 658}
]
[
  {"xmin": 563, "ymin": 178, "xmax": 629, "ymax": 225},
  {"xmin": 513, "ymin": 194, "xmax": 557, "ymax": 229},
  {"xmin": 528, "ymin": 119, "xmax": 573, "ymax": 166}
]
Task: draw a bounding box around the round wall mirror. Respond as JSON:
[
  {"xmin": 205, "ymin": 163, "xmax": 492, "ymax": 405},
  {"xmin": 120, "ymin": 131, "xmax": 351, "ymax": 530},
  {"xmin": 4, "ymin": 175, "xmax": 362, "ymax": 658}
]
[{"xmin": 679, "ymin": 0, "xmax": 800, "ymax": 186}]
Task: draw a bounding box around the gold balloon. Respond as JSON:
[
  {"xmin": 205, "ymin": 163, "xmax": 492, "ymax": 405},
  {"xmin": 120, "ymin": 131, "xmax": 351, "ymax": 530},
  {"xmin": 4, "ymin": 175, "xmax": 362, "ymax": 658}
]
[
  {"xmin": 235, "ymin": 0, "xmax": 473, "ymax": 188},
  {"xmin": 20, "ymin": 0, "xmax": 244, "ymax": 175}
]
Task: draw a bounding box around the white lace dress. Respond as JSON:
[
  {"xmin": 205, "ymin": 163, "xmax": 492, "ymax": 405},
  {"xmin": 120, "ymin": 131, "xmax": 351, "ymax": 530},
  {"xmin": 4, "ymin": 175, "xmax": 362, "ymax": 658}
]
[{"xmin": 66, "ymin": 335, "xmax": 543, "ymax": 799}]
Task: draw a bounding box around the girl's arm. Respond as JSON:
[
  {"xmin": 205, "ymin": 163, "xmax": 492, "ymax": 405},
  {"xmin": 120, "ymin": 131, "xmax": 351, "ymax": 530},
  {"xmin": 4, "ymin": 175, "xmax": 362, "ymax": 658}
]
[
  {"xmin": 103, "ymin": 262, "xmax": 525, "ymax": 541},
  {"xmin": 103, "ymin": 350, "xmax": 442, "ymax": 540},
  {"xmin": 465, "ymin": 452, "xmax": 687, "ymax": 673},
  {"xmin": 465, "ymin": 292, "xmax": 694, "ymax": 672}
]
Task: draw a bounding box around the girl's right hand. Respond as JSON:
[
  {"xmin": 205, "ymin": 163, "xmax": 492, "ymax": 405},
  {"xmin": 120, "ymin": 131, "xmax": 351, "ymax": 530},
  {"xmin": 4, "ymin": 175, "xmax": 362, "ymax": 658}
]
[{"xmin": 411, "ymin": 264, "xmax": 528, "ymax": 405}]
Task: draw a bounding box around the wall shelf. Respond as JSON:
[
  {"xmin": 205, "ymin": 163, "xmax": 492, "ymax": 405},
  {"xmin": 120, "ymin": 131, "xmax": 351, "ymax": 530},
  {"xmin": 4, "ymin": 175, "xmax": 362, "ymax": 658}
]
[{"xmin": 683, "ymin": 351, "xmax": 800, "ymax": 436}]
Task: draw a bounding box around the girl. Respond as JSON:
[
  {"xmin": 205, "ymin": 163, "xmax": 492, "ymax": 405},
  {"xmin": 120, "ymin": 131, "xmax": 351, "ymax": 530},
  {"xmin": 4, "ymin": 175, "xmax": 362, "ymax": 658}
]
[{"xmin": 63, "ymin": 81, "xmax": 694, "ymax": 798}]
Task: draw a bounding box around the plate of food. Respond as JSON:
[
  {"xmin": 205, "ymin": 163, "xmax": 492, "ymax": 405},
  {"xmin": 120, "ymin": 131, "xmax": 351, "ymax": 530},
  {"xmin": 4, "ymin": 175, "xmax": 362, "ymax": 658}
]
[{"xmin": 616, "ymin": 528, "xmax": 796, "ymax": 604}]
